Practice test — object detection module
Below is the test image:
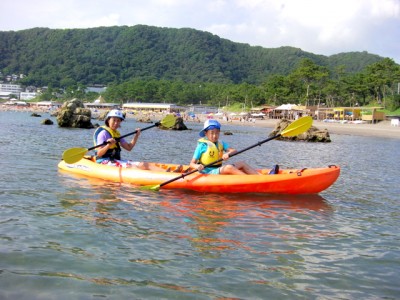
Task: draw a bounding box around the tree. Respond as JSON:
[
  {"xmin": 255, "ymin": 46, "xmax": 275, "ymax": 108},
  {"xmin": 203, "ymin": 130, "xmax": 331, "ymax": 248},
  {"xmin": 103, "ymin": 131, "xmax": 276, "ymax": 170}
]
[
  {"xmin": 288, "ymin": 59, "xmax": 329, "ymax": 105},
  {"xmin": 364, "ymin": 58, "xmax": 400, "ymax": 110}
]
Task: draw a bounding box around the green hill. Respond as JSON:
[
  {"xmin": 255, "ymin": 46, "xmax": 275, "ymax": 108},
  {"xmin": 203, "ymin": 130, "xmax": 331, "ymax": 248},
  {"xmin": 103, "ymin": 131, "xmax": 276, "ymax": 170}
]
[{"xmin": 0, "ymin": 25, "xmax": 385, "ymax": 87}]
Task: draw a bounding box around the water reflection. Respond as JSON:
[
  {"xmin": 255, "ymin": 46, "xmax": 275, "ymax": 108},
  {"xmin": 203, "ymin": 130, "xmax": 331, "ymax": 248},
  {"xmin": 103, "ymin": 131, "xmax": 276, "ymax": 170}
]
[
  {"xmin": 58, "ymin": 171, "xmax": 128, "ymax": 227},
  {"xmin": 157, "ymin": 191, "xmax": 332, "ymax": 255},
  {"xmin": 57, "ymin": 170, "xmax": 333, "ymax": 257}
]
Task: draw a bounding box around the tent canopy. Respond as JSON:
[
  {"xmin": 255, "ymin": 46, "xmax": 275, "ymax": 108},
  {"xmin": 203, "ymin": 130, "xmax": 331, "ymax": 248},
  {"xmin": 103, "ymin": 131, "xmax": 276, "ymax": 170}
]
[{"xmin": 274, "ymin": 104, "xmax": 302, "ymax": 110}]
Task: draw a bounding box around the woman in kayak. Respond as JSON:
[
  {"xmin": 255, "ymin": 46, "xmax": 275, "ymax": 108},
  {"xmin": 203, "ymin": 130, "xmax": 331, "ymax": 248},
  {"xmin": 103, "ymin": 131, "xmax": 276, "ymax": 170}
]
[
  {"xmin": 94, "ymin": 109, "xmax": 163, "ymax": 170},
  {"xmin": 189, "ymin": 119, "xmax": 261, "ymax": 175}
]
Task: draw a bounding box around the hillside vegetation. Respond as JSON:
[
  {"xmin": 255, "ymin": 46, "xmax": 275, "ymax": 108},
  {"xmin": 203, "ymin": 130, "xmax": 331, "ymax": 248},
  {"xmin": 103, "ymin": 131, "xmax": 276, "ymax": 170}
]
[
  {"xmin": 0, "ymin": 25, "xmax": 399, "ymax": 110},
  {"xmin": 0, "ymin": 25, "xmax": 385, "ymax": 86}
]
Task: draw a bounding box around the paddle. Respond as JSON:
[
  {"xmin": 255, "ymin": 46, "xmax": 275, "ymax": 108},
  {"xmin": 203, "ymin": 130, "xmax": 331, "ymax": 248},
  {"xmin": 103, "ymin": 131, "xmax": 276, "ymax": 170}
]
[
  {"xmin": 145, "ymin": 116, "xmax": 313, "ymax": 191},
  {"xmin": 62, "ymin": 114, "xmax": 177, "ymax": 164}
]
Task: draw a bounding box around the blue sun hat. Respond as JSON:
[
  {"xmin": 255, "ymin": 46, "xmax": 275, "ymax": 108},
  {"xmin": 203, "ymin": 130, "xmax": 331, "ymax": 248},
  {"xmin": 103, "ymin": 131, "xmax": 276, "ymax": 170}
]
[{"xmin": 199, "ymin": 119, "xmax": 221, "ymax": 137}]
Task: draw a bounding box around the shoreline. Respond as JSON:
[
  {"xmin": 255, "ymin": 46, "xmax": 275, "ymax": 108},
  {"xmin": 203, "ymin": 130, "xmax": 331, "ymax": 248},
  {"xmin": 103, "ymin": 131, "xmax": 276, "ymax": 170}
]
[
  {"xmin": 186, "ymin": 115, "xmax": 400, "ymax": 139},
  {"xmin": 2, "ymin": 106, "xmax": 399, "ymax": 139}
]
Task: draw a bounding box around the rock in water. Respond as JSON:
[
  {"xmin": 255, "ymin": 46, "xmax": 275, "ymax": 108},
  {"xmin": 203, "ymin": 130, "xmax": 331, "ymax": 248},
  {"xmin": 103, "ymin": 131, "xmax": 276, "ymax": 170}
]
[
  {"xmin": 57, "ymin": 98, "xmax": 94, "ymax": 128},
  {"xmin": 41, "ymin": 118, "xmax": 54, "ymax": 125},
  {"xmin": 270, "ymin": 119, "xmax": 331, "ymax": 142},
  {"xmin": 171, "ymin": 117, "xmax": 188, "ymax": 130}
]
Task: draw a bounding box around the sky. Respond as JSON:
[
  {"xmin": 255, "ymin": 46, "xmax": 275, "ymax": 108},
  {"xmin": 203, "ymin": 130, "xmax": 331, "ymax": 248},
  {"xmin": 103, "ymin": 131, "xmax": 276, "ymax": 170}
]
[{"xmin": 1, "ymin": 0, "xmax": 399, "ymax": 63}]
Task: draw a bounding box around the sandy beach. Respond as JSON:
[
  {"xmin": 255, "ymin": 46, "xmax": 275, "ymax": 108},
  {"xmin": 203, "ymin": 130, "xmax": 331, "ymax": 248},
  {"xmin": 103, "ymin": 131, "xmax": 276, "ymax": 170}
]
[
  {"xmin": 249, "ymin": 118, "xmax": 400, "ymax": 139},
  {"xmin": 187, "ymin": 115, "xmax": 400, "ymax": 139}
]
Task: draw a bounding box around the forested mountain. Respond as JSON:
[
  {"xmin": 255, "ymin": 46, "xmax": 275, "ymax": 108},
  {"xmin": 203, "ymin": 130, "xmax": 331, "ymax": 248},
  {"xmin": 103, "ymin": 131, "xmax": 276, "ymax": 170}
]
[{"xmin": 0, "ymin": 25, "xmax": 386, "ymax": 87}]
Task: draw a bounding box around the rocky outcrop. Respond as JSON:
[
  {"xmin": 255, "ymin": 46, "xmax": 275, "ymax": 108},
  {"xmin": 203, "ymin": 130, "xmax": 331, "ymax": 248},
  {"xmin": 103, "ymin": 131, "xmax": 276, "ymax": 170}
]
[
  {"xmin": 270, "ymin": 119, "xmax": 331, "ymax": 142},
  {"xmin": 41, "ymin": 118, "xmax": 54, "ymax": 125},
  {"xmin": 171, "ymin": 117, "xmax": 188, "ymax": 130},
  {"xmin": 56, "ymin": 98, "xmax": 94, "ymax": 128},
  {"xmin": 137, "ymin": 117, "xmax": 153, "ymax": 123}
]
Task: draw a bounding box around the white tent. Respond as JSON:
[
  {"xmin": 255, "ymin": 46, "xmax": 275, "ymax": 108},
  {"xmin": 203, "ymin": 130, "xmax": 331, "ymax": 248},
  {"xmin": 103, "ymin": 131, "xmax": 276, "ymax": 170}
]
[
  {"xmin": 274, "ymin": 104, "xmax": 302, "ymax": 110},
  {"xmin": 272, "ymin": 104, "xmax": 306, "ymax": 120},
  {"xmin": 251, "ymin": 112, "xmax": 265, "ymax": 117}
]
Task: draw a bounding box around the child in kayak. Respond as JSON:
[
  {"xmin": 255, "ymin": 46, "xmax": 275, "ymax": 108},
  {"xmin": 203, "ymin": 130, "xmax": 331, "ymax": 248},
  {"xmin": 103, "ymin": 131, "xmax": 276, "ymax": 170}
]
[
  {"xmin": 94, "ymin": 109, "xmax": 163, "ymax": 171},
  {"xmin": 189, "ymin": 119, "xmax": 261, "ymax": 175}
]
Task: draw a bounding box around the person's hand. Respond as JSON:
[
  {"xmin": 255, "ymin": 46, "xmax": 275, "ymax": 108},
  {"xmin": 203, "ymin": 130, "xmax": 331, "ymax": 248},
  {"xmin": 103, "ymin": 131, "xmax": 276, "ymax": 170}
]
[
  {"xmin": 222, "ymin": 153, "xmax": 230, "ymax": 160},
  {"xmin": 197, "ymin": 164, "xmax": 204, "ymax": 171},
  {"xmin": 107, "ymin": 138, "xmax": 116, "ymax": 145}
]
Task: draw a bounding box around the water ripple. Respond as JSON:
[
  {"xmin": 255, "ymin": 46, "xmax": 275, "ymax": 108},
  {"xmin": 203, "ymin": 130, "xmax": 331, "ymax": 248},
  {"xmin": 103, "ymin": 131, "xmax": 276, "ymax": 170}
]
[{"xmin": 1, "ymin": 111, "xmax": 399, "ymax": 299}]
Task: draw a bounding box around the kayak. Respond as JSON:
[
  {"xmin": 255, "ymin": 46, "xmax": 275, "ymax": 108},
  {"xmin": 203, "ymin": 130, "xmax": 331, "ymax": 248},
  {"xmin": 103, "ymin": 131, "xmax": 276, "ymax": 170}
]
[{"xmin": 58, "ymin": 157, "xmax": 340, "ymax": 194}]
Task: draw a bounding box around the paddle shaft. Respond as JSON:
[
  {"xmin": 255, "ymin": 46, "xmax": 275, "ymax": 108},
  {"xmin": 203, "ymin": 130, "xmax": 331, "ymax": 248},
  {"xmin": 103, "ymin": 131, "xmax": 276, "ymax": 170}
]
[
  {"xmin": 62, "ymin": 115, "xmax": 177, "ymax": 164},
  {"xmin": 88, "ymin": 121, "xmax": 160, "ymax": 152},
  {"xmin": 157, "ymin": 133, "xmax": 282, "ymax": 188}
]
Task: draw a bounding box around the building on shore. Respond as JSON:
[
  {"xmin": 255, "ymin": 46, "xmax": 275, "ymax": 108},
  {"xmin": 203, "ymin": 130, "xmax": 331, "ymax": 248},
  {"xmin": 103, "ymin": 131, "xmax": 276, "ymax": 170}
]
[
  {"xmin": 29, "ymin": 101, "xmax": 62, "ymax": 110},
  {"xmin": 187, "ymin": 104, "xmax": 218, "ymax": 114},
  {"xmin": 84, "ymin": 96, "xmax": 119, "ymax": 109},
  {"xmin": 122, "ymin": 103, "xmax": 186, "ymax": 113},
  {"xmin": 315, "ymin": 106, "xmax": 385, "ymax": 123},
  {"xmin": 20, "ymin": 92, "xmax": 37, "ymax": 100},
  {"xmin": 0, "ymin": 83, "xmax": 23, "ymax": 99}
]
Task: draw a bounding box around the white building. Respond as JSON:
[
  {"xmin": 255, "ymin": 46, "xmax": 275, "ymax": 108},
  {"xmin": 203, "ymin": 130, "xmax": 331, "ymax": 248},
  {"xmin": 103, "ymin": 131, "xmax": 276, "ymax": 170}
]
[
  {"xmin": 86, "ymin": 85, "xmax": 107, "ymax": 93},
  {"xmin": 30, "ymin": 101, "xmax": 62, "ymax": 109},
  {"xmin": 20, "ymin": 92, "xmax": 37, "ymax": 100},
  {"xmin": 0, "ymin": 83, "xmax": 23, "ymax": 93},
  {"xmin": 122, "ymin": 103, "xmax": 186, "ymax": 113},
  {"xmin": 0, "ymin": 83, "xmax": 23, "ymax": 99}
]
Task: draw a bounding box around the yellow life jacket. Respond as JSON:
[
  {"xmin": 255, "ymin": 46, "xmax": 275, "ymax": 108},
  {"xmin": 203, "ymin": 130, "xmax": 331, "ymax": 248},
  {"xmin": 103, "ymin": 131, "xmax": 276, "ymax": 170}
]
[
  {"xmin": 93, "ymin": 126, "xmax": 122, "ymax": 160},
  {"xmin": 198, "ymin": 138, "xmax": 224, "ymax": 167}
]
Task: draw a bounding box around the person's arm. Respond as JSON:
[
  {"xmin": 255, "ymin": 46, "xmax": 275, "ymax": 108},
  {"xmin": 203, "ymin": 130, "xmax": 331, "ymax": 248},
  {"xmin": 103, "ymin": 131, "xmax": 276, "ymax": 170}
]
[
  {"xmin": 222, "ymin": 141, "xmax": 236, "ymax": 160},
  {"xmin": 190, "ymin": 157, "xmax": 204, "ymax": 172},
  {"xmin": 189, "ymin": 144, "xmax": 204, "ymax": 171},
  {"xmin": 96, "ymin": 131, "xmax": 115, "ymax": 158},
  {"xmin": 120, "ymin": 128, "xmax": 141, "ymax": 151}
]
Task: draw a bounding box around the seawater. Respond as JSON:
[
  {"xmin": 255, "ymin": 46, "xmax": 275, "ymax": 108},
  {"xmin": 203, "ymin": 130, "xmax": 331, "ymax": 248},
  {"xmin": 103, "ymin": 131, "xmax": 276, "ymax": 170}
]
[{"xmin": 0, "ymin": 111, "xmax": 399, "ymax": 299}]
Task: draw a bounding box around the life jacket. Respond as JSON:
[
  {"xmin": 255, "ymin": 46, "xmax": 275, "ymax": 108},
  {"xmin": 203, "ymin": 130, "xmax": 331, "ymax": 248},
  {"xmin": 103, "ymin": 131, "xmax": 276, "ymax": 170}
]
[
  {"xmin": 197, "ymin": 138, "xmax": 224, "ymax": 167},
  {"xmin": 93, "ymin": 126, "xmax": 121, "ymax": 160}
]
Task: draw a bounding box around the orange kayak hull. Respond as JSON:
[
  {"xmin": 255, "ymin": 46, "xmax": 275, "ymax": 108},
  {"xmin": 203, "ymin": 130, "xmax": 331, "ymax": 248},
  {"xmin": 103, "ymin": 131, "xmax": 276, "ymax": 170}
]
[{"xmin": 58, "ymin": 157, "xmax": 340, "ymax": 194}]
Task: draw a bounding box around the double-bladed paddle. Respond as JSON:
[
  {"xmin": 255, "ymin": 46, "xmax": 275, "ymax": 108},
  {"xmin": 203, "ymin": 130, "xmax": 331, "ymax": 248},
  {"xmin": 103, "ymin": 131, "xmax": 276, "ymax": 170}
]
[
  {"xmin": 62, "ymin": 114, "xmax": 177, "ymax": 164},
  {"xmin": 145, "ymin": 116, "xmax": 313, "ymax": 191}
]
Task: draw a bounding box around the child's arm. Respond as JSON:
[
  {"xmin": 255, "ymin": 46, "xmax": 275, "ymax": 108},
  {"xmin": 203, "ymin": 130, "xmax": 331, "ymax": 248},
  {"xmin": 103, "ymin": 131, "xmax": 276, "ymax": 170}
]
[
  {"xmin": 223, "ymin": 146, "xmax": 237, "ymax": 160},
  {"xmin": 190, "ymin": 158, "xmax": 204, "ymax": 171}
]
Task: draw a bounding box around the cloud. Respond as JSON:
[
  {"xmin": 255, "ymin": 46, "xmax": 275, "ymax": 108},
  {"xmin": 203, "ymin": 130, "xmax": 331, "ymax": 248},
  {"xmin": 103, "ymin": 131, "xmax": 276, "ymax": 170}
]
[
  {"xmin": 205, "ymin": 0, "xmax": 400, "ymax": 61},
  {"xmin": 1, "ymin": 0, "xmax": 399, "ymax": 62}
]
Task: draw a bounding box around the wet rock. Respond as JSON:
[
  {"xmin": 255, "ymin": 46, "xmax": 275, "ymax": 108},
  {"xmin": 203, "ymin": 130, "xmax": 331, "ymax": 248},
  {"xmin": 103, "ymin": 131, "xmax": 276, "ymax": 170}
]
[
  {"xmin": 138, "ymin": 117, "xmax": 153, "ymax": 123},
  {"xmin": 224, "ymin": 131, "xmax": 233, "ymax": 135},
  {"xmin": 171, "ymin": 117, "xmax": 188, "ymax": 130},
  {"xmin": 56, "ymin": 98, "xmax": 94, "ymax": 128},
  {"xmin": 50, "ymin": 111, "xmax": 58, "ymax": 117},
  {"xmin": 41, "ymin": 118, "xmax": 54, "ymax": 125},
  {"xmin": 31, "ymin": 112, "xmax": 41, "ymax": 117},
  {"xmin": 270, "ymin": 119, "xmax": 331, "ymax": 142}
]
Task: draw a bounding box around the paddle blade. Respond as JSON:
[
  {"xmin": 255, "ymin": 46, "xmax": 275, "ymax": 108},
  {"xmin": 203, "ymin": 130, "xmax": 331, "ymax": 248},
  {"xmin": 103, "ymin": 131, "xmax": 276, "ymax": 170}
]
[
  {"xmin": 160, "ymin": 114, "xmax": 177, "ymax": 128},
  {"xmin": 140, "ymin": 184, "xmax": 161, "ymax": 191},
  {"xmin": 62, "ymin": 147, "xmax": 88, "ymax": 164},
  {"xmin": 281, "ymin": 116, "xmax": 313, "ymax": 137}
]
